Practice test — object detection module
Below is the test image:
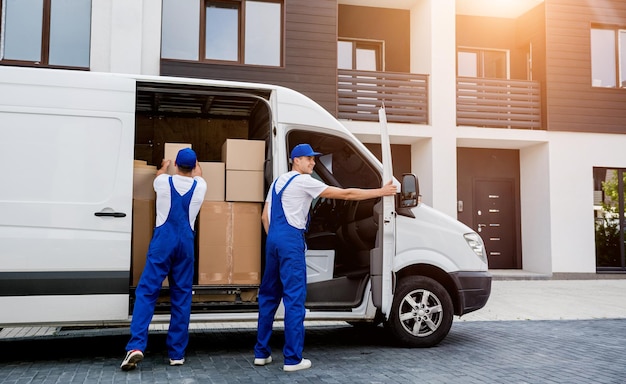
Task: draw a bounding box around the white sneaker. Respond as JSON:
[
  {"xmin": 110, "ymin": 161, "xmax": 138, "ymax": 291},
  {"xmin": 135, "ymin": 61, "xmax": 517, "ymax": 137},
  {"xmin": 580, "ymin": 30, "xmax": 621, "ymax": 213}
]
[
  {"xmin": 283, "ymin": 358, "xmax": 312, "ymax": 372},
  {"xmin": 120, "ymin": 350, "xmax": 144, "ymax": 371},
  {"xmin": 169, "ymin": 358, "xmax": 185, "ymax": 366},
  {"xmin": 254, "ymin": 356, "xmax": 272, "ymax": 366}
]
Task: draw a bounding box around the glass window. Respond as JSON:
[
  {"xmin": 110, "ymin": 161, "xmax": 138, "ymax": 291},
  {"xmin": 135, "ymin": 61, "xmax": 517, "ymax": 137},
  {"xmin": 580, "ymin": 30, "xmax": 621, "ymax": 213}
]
[
  {"xmin": 245, "ymin": 1, "xmax": 280, "ymax": 66},
  {"xmin": 161, "ymin": 0, "xmax": 283, "ymax": 67},
  {"xmin": 591, "ymin": 28, "xmax": 616, "ymax": 87},
  {"xmin": 0, "ymin": 0, "xmax": 91, "ymax": 68},
  {"xmin": 161, "ymin": 0, "xmax": 199, "ymax": 60},
  {"xmin": 337, "ymin": 38, "xmax": 382, "ymax": 71},
  {"xmin": 49, "ymin": 0, "xmax": 91, "ymax": 67},
  {"xmin": 1, "ymin": 0, "xmax": 43, "ymax": 62},
  {"xmin": 205, "ymin": 3, "xmax": 238, "ymax": 61},
  {"xmin": 457, "ymin": 48, "xmax": 508, "ymax": 79},
  {"xmin": 594, "ymin": 167, "xmax": 626, "ymax": 270}
]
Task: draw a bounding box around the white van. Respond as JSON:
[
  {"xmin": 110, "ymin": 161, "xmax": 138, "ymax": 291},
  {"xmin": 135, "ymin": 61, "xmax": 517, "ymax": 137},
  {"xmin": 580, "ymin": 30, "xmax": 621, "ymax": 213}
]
[{"xmin": 0, "ymin": 67, "xmax": 490, "ymax": 348}]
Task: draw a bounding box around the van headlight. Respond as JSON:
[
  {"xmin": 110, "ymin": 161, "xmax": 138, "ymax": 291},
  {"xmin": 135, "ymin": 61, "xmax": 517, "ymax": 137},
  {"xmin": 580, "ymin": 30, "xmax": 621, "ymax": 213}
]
[{"xmin": 464, "ymin": 232, "xmax": 488, "ymax": 265}]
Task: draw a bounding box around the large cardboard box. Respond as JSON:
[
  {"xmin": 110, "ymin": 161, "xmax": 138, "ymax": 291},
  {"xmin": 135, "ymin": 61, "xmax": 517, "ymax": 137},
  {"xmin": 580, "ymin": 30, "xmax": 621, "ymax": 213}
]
[
  {"xmin": 132, "ymin": 199, "xmax": 156, "ymax": 286},
  {"xmin": 226, "ymin": 170, "xmax": 264, "ymax": 202},
  {"xmin": 198, "ymin": 202, "xmax": 261, "ymax": 285},
  {"xmin": 133, "ymin": 166, "xmax": 156, "ymax": 200},
  {"xmin": 197, "ymin": 202, "xmax": 231, "ymax": 285},
  {"xmin": 164, "ymin": 143, "xmax": 192, "ymax": 175},
  {"xmin": 221, "ymin": 139, "xmax": 264, "ymax": 171},
  {"xmin": 231, "ymin": 203, "xmax": 262, "ymax": 284},
  {"xmin": 199, "ymin": 162, "xmax": 225, "ymax": 201}
]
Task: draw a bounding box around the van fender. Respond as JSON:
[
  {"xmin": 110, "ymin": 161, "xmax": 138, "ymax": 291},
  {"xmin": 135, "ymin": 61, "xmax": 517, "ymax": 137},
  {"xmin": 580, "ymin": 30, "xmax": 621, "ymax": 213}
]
[{"xmin": 392, "ymin": 248, "xmax": 459, "ymax": 274}]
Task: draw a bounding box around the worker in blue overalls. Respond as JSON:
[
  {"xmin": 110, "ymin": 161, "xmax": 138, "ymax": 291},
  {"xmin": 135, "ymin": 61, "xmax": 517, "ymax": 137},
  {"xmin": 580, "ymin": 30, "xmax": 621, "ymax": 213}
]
[
  {"xmin": 121, "ymin": 148, "xmax": 207, "ymax": 371},
  {"xmin": 253, "ymin": 143, "xmax": 397, "ymax": 372}
]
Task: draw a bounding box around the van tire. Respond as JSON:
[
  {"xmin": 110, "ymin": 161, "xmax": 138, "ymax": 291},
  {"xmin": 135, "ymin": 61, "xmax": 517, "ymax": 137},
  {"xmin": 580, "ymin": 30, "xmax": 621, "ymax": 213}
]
[{"xmin": 385, "ymin": 276, "xmax": 453, "ymax": 348}]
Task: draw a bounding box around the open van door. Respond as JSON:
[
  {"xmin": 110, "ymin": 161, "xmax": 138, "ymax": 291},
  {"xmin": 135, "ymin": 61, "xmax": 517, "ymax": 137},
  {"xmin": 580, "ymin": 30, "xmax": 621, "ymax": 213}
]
[
  {"xmin": 0, "ymin": 68, "xmax": 136, "ymax": 325},
  {"xmin": 370, "ymin": 106, "xmax": 396, "ymax": 317}
]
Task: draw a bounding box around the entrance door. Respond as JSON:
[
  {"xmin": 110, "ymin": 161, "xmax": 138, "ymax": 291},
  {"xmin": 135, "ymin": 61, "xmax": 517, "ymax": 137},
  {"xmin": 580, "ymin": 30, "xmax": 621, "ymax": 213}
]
[{"xmin": 474, "ymin": 179, "xmax": 517, "ymax": 269}]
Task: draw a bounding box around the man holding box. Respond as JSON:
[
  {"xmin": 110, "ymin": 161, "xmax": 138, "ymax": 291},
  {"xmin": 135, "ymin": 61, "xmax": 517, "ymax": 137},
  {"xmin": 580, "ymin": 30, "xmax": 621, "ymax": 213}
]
[
  {"xmin": 121, "ymin": 148, "xmax": 207, "ymax": 371},
  {"xmin": 253, "ymin": 143, "xmax": 397, "ymax": 372}
]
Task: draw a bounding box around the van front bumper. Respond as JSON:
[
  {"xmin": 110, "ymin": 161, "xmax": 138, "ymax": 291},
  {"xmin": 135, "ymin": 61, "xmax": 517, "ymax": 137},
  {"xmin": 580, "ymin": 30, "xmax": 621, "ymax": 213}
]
[{"xmin": 450, "ymin": 271, "xmax": 492, "ymax": 316}]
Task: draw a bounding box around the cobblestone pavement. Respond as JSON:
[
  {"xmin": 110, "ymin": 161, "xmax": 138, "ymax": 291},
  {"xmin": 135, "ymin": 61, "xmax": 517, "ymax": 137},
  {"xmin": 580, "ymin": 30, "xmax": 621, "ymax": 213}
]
[{"xmin": 1, "ymin": 318, "xmax": 626, "ymax": 384}]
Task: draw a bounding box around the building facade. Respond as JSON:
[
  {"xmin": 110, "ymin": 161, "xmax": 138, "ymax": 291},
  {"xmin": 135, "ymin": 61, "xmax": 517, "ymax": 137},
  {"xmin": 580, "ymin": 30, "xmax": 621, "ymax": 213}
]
[{"xmin": 2, "ymin": 0, "xmax": 626, "ymax": 275}]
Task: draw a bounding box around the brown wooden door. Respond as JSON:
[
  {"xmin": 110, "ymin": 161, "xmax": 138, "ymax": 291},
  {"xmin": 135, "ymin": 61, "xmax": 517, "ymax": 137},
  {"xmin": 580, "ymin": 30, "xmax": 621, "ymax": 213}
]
[{"xmin": 474, "ymin": 179, "xmax": 516, "ymax": 269}]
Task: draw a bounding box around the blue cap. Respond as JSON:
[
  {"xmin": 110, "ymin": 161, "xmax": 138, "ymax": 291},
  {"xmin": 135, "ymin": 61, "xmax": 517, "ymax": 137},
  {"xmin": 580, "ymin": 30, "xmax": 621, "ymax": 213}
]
[
  {"xmin": 290, "ymin": 143, "xmax": 322, "ymax": 160},
  {"xmin": 175, "ymin": 148, "xmax": 197, "ymax": 168}
]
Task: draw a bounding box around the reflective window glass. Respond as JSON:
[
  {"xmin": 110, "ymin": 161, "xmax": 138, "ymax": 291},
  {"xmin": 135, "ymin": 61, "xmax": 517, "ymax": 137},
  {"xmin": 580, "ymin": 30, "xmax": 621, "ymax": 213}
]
[
  {"xmin": 205, "ymin": 4, "xmax": 238, "ymax": 61},
  {"xmin": 591, "ymin": 28, "xmax": 616, "ymax": 87},
  {"xmin": 244, "ymin": 1, "xmax": 280, "ymax": 66},
  {"xmin": 49, "ymin": 0, "xmax": 91, "ymax": 67},
  {"xmin": 161, "ymin": 0, "xmax": 199, "ymax": 60},
  {"xmin": 2, "ymin": 0, "xmax": 43, "ymax": 62}
]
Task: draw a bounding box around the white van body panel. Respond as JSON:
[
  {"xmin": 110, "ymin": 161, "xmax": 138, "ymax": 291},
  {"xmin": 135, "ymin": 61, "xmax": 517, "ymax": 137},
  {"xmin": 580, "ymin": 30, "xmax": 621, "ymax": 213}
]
[{"xmin": 394, "ymin": 205, "xmax": 488, "ymax": 272}]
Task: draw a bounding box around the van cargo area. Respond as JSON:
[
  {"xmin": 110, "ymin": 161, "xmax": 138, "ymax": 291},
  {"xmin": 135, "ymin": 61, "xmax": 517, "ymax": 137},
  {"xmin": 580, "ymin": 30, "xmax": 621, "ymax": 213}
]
[{"xmin": 131, "ymin": 82, "xmax": 272, "ymax": 314}]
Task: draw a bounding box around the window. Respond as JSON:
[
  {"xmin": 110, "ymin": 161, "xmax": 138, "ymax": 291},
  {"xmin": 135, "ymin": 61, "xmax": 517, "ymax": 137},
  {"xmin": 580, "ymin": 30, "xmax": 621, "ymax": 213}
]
[
  {"xmin": 0, "ymin": 0, "xmax": 91, "ymax": 68},
  {"xmin": 161, "ymin": 0, "xmax": 283, "ymax": 67},
  {"xmin": 338, "ymin": 38, "xmax": 383, "ymax": 71},
  {"xmin": 457, "ymin": 48, "xmax": 508, "ymax": 79},
  {"xmin": 591, "ymin": 26, "xmax": 626, "ymax": 88},
  {"xmin": 594, "ymin": 167, "xmax": 626, "ymax": 270}
]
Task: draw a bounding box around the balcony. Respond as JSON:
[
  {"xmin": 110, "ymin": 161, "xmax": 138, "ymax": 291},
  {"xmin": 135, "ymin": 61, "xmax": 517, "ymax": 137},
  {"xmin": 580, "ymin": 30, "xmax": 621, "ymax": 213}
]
[
  {"xmin": 457, "ymin": 77, "xmax": 542, "ymax": 130},
  {"xmin": 337, "ymin": 69, "xmax": 429, "ymax": 124},
  {"xmin": 337, "ymin": 71, "xmax": 542, "ymax": 130}
]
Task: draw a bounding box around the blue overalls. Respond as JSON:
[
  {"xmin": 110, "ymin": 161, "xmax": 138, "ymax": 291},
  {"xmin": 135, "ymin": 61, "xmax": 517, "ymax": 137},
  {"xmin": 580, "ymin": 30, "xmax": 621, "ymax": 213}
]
[
  {"xmin": 126, "ymin": 177, "xmax": 197, "ymax": 360},
  {"xmin": 254, "ymin": 174, "xmax": 307, "ymax": 365}
]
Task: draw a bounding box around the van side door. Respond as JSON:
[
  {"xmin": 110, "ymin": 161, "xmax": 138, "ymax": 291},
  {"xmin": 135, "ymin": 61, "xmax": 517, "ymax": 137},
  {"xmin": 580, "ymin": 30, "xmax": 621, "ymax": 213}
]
[{"xmin": 0, "ymin": 68, "xmax": 135, "ymax": 325}]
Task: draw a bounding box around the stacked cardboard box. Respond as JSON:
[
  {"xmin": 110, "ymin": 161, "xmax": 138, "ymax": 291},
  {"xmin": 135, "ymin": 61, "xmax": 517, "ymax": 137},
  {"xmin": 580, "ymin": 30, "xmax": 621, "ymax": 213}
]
[
  {"xmin": 197, "ymin": 202, "xmax": 261, "ymax": 285},
  {"xmin": 131, "ymin": 161, "xmax": 156, "ymax": 286},
  {"xmin": 222, "ymin": 139, "xmax": 265, "ymax": 202}
]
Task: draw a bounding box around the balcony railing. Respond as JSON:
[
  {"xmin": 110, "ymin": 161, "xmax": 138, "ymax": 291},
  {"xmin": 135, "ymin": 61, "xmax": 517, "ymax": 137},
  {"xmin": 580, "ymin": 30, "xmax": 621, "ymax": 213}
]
[
  {"xmin": 337, "ymin": 69, "xmax": 429, "ymax": 124},
  {"xmin": 457, "ymin": 77, "xmax": 542, "ymax": 129}
]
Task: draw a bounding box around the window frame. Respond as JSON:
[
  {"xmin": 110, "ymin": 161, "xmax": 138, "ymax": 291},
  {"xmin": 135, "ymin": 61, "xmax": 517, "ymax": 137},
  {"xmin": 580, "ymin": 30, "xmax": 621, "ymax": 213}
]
[
  {"xmin": 162, "ymin": 0, "xmax": 284, "ymax": 67},
  {"xmin": 338, "ymin": 37, "xmax": 384, "ymax": 71},
  {"xmin": 590, "ymin": 24, "xmax": 626, "ymax": 89},
  {"xmin": 0, "ymin": 0, "xmax": 91, "ymax": 70},
  {"xmin": 457, "ymin": 47, "xmax": 510, "ymax": 79}
]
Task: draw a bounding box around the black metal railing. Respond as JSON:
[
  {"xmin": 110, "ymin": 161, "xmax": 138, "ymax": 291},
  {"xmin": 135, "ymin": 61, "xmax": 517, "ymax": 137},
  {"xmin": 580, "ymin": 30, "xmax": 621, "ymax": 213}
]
[
  {"xmin": 457, "ymin": 77, "xmax": 542, "ymax": 129},
  {"xmin": 337, "ymin": 69, "xmax": 429, "ymax": 124}
]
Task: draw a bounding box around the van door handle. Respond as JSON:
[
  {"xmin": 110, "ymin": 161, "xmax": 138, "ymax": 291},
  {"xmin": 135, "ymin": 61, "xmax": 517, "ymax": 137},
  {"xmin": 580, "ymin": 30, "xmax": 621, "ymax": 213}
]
[{"xmin": 94, "ymin": 212, "xmax": 127, "ymax": 218}]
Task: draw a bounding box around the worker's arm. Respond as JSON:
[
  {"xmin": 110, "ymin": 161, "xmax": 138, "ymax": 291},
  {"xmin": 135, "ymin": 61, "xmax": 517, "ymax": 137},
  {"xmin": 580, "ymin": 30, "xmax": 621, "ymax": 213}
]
[
  {"xmin": 319, "ymin": 180, "xmax": 397, "ymax": 201},
  {"xmin": 261, "ymin": 202, "xmax": 270, "ymax": 234}
]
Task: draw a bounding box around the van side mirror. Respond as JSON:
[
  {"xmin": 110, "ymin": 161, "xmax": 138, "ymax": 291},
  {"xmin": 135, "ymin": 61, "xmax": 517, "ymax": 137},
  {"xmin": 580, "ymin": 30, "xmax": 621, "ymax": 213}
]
[{"xmin": 400, "ymin": 173, "xmax": 419, "ymax": 208}]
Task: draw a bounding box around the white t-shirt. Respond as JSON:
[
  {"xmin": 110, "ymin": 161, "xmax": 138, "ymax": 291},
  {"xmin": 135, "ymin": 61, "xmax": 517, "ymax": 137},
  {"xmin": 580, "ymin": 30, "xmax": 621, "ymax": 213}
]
[
  {"xmin": 154, "ymin": 174, "xmax": 207, "ymax": 229},
  {"xmin": 266, "ymin": 171, "xmax": 328, "ymax": 229}
]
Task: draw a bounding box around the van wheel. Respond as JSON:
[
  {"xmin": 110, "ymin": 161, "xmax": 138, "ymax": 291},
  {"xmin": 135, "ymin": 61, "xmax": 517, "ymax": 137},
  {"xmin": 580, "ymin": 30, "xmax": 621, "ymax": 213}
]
[{"xmin": 386, "ymin": 276, "xmax": 453, "ymax": 348}]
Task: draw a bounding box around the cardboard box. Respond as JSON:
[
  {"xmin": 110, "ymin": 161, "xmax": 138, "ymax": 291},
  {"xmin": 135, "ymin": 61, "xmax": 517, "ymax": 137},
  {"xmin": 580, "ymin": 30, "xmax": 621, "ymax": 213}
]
[
  {"xmin": 164, "ymin": 143, "xmax": 192, "ymax": 175},
  {"xmin": 226, "ymin": 170, "xmax": 264, "ymax": 202},
  {"xmin": 197, "ymin": 202, "xmax": 231, "ymax": 285},
  {"xmin": 197, "ymin": 202, "xmax": 262, "ymax": 285},
  {"xmin": 221, "ymin": 139, "xmax": 265, "ymax": 171},
  {"xmin": 231, "ymin": 203, "xmax": 262, "ymax": 284},
  {"xmin": 199, "ymin": 162, "xmax": 225, "ymax": 201},
  {"xmin": 133, "ymin": 166, "xmax": 156, "ymax": 200},
  {"xmin": 132, "ymin": 199, "xmax": 156, "ymax": 286}
]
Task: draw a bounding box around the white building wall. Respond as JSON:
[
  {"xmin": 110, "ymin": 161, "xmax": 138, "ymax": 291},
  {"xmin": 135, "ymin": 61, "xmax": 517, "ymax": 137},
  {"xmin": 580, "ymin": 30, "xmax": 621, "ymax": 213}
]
[{"xmin": 91, "ymin": 0, "xmax": 161, "ymax": 75}]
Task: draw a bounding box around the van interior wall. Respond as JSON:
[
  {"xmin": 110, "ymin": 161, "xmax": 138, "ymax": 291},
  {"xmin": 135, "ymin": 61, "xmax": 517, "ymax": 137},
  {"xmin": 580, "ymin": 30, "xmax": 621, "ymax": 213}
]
[{"xmin": 134, "ymin": 114, "xmax": 249, "ymax": 165}]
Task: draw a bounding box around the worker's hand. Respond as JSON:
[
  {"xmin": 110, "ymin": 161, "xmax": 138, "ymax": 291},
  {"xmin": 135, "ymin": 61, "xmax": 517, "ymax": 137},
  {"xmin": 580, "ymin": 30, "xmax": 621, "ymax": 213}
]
[
  {"xmin": 192, "ymin": 161, "xmax": 202, "ymax": 177},
  {"xmin": 156, "ymin": 159, "xmax": 171, "ymax": 176},
  {"xmin": 380, "ymin": 180, "xmax": 397, "ymax": 196}
]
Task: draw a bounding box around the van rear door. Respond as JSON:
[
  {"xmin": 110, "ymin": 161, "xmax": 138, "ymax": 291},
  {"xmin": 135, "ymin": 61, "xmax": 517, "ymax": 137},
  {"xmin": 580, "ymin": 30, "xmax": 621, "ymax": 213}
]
[{"xmin": 0, "ymin": 68, "xmax": 136, "ymax": 325}]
